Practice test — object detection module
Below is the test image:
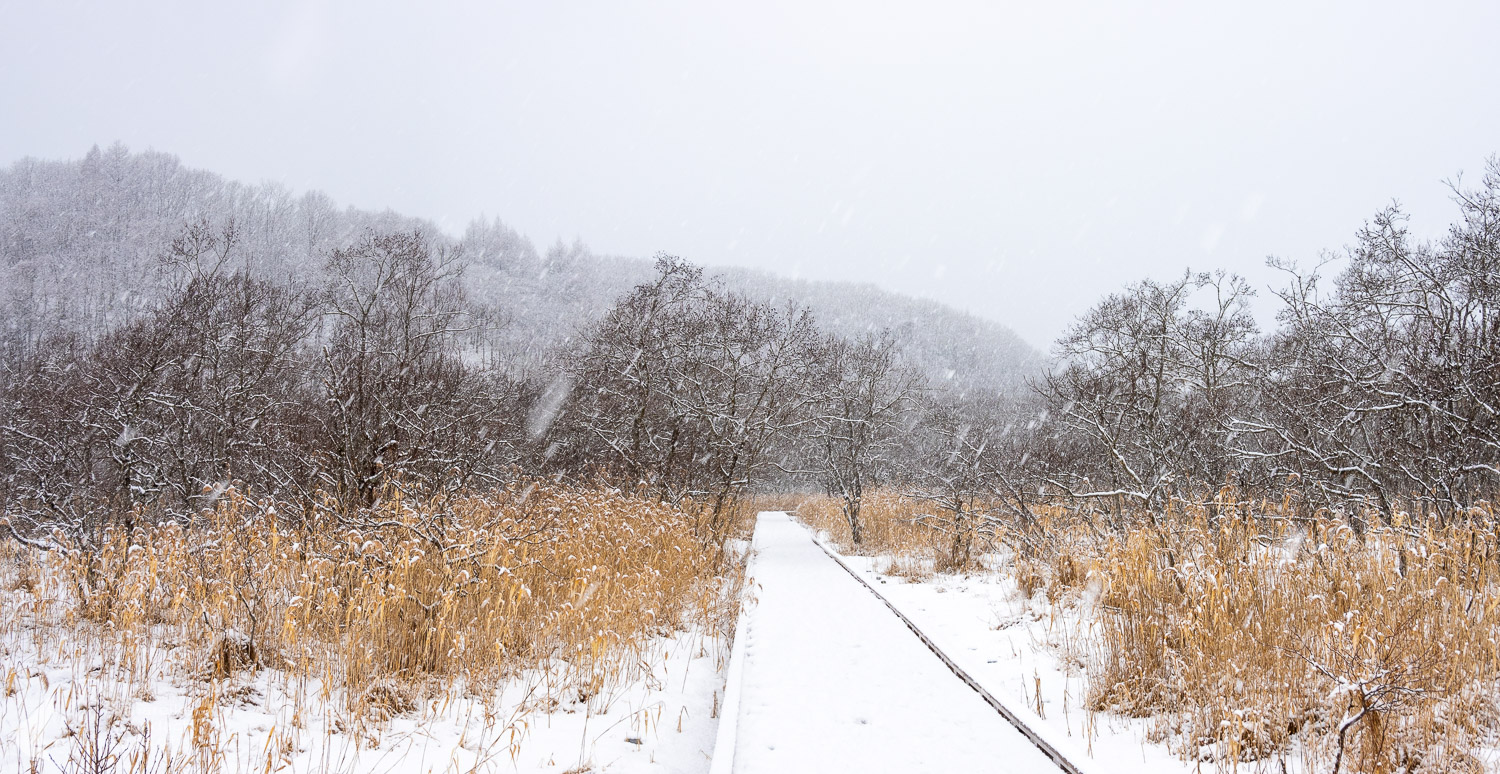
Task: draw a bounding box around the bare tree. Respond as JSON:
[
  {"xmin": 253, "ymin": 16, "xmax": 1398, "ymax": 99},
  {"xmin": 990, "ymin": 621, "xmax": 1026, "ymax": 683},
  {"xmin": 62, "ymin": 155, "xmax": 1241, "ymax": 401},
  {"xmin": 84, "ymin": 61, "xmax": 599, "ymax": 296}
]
[
  {"xmin": 901, "ymin": 394, "xmax": 1013, "ymax": 569},
  {"xmin": 1040, "ymin": 270, "xmax": 1257, "ymax": 513},
  {"xmin": 553, "ymin": 255, "xmax": 822, "ymax": 537},
  {"xmin": 0, "ymin": 221, "xmax": 317, "ymax": 548},
  {"xmin": 149, "ymin": 221, "xmax": 320, "ymax": 511},
  {"xmin": 315, "ymin": 230, "xmax": 516, "ymax": 511},
  {"xmin": 1236, "ymin": 163, "xmax": 1500, "ymax": 521},
  {"xmin": 549, "ymin": 256, "xmax": 708, "ymax": 497},
  {"xmin": 806, "ymin": 331, "xmax": 924, "ymax": 545}
]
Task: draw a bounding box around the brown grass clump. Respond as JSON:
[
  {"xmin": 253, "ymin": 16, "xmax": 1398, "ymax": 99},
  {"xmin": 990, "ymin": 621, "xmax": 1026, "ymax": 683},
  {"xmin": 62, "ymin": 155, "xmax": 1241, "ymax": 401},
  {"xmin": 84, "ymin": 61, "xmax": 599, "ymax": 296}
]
[
  {"xmin": 1089, "ymin": 499, "xmax": 1500, "ymax": 772},
  {"xmin": 744, "ymin": 491, "xmax": 816, "ymax": 518},
  {"xmin": 798, "ymin": 488, "xmax": 1500, "ymax": 771},
  {"xmin": 205, "ymin": 629, "xmax": 259, "ymax": 679},
  {"xmin": 15, "ymin": 481, "xmax": 741, "ymax": 724},
  {"xmin": 795, "ymin": 491, "xmax": 952, "ymax": 561},
  {"xmin": 795, "ymin": 491, "xmax": 1095, "ymax": 588},
  {"xmin": 356, "ymin": 679, "xmax": 419, "ymax": 722}
]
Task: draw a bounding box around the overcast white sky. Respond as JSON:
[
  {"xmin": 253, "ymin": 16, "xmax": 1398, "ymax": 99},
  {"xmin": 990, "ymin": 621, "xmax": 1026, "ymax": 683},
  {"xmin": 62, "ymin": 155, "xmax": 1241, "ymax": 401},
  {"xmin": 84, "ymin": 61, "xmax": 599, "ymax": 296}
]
[{"xmin": 2, "ymin": 1, "xmax": 1497, "ymax": 349}]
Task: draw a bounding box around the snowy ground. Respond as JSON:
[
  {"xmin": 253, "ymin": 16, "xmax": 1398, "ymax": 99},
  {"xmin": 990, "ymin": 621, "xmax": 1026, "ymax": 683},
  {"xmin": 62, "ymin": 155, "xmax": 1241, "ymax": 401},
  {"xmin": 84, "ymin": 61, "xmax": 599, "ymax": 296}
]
[
  {"xmin": 825, "ymin": 553, "xmax": 1197, "ymax": 773},
  {"xmin": 0, "ymin": 589, "xmax": 728, "ymax": 773},
  {"xmin": 789, "ymin": 515, "xmax": 1203, "ymax": 774},
  {"xmin": 809, "ymin": 521, "xmax": 1500, "ymax": 774},
  {"xmin": 5, "ymin": 511, "xmax": 1373, "ymax": 773},
  {"xmin": 724, "ymin": 512, "xmax": 1063, "ymax": 773}
]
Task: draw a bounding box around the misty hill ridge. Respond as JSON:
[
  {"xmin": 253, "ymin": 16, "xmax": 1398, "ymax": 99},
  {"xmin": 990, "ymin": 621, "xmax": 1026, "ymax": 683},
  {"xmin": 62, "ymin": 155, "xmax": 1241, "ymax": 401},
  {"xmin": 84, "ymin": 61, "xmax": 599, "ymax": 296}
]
[{"xmin": 0, "ymin": 145, "xmax": 1043, "ymax": 388}]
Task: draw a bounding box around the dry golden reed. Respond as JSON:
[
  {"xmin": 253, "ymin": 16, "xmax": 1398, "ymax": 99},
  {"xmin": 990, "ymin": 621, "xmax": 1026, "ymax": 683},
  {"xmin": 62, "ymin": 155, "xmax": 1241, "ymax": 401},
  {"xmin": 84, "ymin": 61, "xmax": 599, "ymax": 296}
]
[
  {"xmin": 795, "ymin": 492, "xmax": 950, "ymax": 561},
  {"xmin": 17, "ymin": 481, "xmax": 741, "ymax": 716},
  {"xmin": 1090, "ymin": 499, "xmax": 1500, "ymax": 773},
  {"xmin": 798, "ymin": 489, "xmax": 1500, "ymax": 773}
]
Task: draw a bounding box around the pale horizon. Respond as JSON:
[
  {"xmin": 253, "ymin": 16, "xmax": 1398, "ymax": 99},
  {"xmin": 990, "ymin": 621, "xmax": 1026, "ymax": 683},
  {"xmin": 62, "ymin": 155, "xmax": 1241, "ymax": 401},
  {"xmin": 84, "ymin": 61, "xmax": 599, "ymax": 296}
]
[{"xmin": 3, "ymin": 0, "xmax": 1497, "ymax": 349}]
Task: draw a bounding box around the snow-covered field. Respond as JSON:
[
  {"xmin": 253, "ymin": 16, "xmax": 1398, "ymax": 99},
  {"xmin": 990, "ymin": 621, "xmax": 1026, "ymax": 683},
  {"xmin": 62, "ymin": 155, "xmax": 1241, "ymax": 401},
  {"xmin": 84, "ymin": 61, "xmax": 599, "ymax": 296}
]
[
  {"xmin": 817, "ymin": 528, "xmax": 1500, "ymax": 773},
  {"xmin": 0, "ymin": 582, "xmax": 728, "ymax": 773},
  {"xmin": 725, "ymin": 512, "xmax": 1062, "ymax": 773},
  {"xmin": 822, "ymin": 547, "xmax": 1198, "ymax": 773},
  {"xmin": 16, "ymin": 508, "xmax": 1486, "ymax": 774},
  {"xmin": 785, "ymin": 509, "xmax": 1262, "ymax": 773}
]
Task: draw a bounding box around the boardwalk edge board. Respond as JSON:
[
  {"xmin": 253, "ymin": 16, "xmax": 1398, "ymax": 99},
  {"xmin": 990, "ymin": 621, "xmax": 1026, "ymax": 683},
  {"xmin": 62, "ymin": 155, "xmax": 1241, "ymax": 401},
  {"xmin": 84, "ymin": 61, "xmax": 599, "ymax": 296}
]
[{"xmin": 707, "ymin": 547, "xmax": 754, "ymax": 774}]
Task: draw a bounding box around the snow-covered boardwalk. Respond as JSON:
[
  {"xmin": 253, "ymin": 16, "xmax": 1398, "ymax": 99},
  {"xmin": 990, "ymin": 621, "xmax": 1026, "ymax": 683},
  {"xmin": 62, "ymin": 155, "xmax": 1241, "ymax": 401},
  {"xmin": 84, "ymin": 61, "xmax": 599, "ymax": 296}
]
[{"xmin": 721, "ymin": 512, "xmax": 1061, "ymax": 773}]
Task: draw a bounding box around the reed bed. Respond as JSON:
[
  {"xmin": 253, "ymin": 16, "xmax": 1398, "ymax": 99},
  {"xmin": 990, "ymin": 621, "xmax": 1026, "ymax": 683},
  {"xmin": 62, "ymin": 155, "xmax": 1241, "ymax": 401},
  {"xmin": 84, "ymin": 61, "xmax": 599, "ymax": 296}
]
[
  {"xmin": 794, "ymin": 491, "xmax": 949, "ymax": 557},
  {"xmin": 0, "ymin": 482, "xmax": 747, "ymax": 771},
  {"xmin": 796, "ymin": 490, "xmax": 1500, "ymax": 773},
  {"xmin": 742, "ymin": 492, "xmax": 816, "ymax": 521},
  {"xmin": 1091, "ymin": 500, "xmax": 1500, "ymax": 773}
]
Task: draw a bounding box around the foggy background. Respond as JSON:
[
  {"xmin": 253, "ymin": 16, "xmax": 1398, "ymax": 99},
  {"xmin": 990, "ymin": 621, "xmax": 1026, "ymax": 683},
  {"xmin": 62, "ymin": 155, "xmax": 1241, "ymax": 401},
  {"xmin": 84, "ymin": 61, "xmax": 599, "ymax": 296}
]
[{"xmin": 2, "ymin": 0, "xmax": 1496, "ymax": 349}]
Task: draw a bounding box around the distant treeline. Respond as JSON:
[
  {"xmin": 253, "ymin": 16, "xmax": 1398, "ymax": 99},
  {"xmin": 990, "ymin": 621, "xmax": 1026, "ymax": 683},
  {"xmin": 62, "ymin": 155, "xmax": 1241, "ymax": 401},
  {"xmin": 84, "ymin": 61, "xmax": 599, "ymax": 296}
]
[
  {"xmin": 1, "ymin": 149, "xmax": 1497, "ymax": 550},
  {"xmin": 0, "ymin": 145, "xmax": 1042, "ymax": 387}
]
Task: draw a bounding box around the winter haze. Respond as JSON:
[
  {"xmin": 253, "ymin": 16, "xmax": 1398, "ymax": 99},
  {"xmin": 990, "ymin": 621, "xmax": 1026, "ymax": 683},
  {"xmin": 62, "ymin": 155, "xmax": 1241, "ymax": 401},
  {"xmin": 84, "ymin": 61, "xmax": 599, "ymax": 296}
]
[
  {"xmin": 5, "ymin": 4, "xmax": 1500, "ymax": 774},
  {"xmin": 4, "ymin": 1, "xmax": 1498, "ymax": 348}
]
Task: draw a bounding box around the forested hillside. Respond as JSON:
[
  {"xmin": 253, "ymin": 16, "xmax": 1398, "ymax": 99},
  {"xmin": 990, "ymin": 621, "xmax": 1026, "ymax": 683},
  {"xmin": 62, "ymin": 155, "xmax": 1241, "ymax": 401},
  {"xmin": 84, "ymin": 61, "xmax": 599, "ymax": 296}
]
[{"xmin": 0, "ymin": 144, "xmax": 1043, "ymax": 387}]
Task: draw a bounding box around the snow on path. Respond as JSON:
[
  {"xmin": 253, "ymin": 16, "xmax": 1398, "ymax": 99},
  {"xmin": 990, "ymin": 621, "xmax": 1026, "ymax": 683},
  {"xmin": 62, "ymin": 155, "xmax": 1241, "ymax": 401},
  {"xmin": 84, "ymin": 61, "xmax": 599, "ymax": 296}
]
[{"xmin": 726, "ymin": 512, "xmax": 1061, "ymax": 773}]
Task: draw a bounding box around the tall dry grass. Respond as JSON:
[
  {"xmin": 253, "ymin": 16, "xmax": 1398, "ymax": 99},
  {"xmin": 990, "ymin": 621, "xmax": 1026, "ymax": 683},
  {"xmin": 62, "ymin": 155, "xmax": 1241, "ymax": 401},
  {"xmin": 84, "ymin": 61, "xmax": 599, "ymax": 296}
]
[
  {"xmin": 794, "ymin": 491, "xmax": 943, "ymax": 555},
  {"xmin": 1090, "ymin": 499, "xmax": 1500, "ymax": 773},
  {"xmin": 800, "ymin": 489, "xmax": 1500, "ymax": 773},
  {"xmin": 794, "ymin": 491, "xmax": 960, "ymax": 578},
  {"xmin": 1, "ymin": 481, "xmax": 747, "ymax": 769},
  {"xmin": 742, "ymin": 492, "xmax": 815, "ymax": 519}
]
